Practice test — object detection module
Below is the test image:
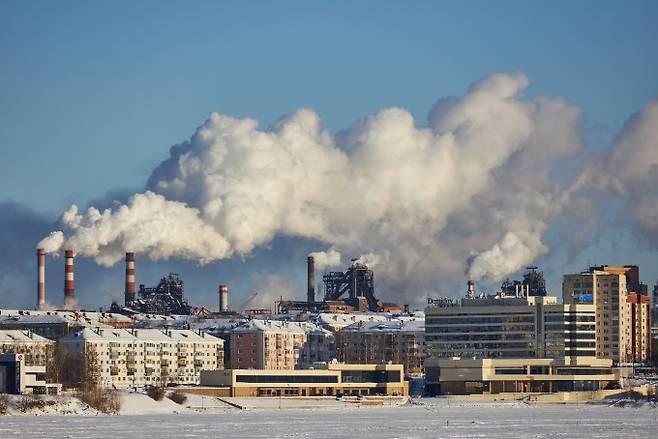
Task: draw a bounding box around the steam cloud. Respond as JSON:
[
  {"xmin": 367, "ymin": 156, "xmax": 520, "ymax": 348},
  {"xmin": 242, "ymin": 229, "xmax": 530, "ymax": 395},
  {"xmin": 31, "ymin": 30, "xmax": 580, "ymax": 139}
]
[
  {"xmin": 38, "ymin": 73, "xmax": 658, "ymax": 291},
  {"xmin": 309, "ymin": 249, "xmax": 342, "ymax": 270}
]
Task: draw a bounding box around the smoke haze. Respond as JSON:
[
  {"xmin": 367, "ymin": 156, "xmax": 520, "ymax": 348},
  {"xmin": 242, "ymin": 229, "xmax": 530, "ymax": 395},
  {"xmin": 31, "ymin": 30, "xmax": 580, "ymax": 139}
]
[{"xmin": 33, "ymin": 73, "xmax": 658, "ymax": 303}]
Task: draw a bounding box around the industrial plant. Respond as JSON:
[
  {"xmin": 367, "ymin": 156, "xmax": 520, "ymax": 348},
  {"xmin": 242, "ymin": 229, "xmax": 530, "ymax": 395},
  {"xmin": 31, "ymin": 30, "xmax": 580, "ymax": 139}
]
[
  {"xmin": 0, "ymin": 244, "xmax": 654, "ymax": 409},
  {"xmin": 277, "ymin": 256, "xmax": 403, "ymax": 313}
]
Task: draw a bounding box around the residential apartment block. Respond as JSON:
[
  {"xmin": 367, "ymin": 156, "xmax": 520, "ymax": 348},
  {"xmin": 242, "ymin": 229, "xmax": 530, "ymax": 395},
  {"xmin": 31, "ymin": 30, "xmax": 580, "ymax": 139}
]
[
  {"xmin": 0, "ymin": 329, "xmax": 54, "ymax": 367},
  {"xmin": 59, "ymin": 328, "xmax": 223, "ymax": 389},
  {"xmin": 335, "ymin": 319, "xmax": 425, "ymax": 375},
  {"xmin": 230, "ymin": 320, "xmax": 334, "ymax": 370}
]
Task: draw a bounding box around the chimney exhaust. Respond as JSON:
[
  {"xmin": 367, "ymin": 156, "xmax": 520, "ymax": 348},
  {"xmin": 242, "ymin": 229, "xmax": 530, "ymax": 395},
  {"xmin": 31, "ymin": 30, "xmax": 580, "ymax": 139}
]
[
  {"xmin": 219, "ymin": 284, "xmax": 229, "ymax": 312},
  {"xmin": 64, "ymin": 250, "xmax": 75, "ymax": 305},
  {"xmin": 37, "ymin": 248, "xmax": 45, "ymax": 310},
  {"xmin": 307, "ymin": 256, "xmax": 315, "ymax": 303},
  {"xmin": 124, "ymin": 252, "xmax": 135, "ymax": 306}
]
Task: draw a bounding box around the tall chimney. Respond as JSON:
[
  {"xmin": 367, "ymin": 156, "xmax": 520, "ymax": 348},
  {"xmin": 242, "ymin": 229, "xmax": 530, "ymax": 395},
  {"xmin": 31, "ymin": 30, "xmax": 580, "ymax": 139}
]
[
  {"xmin": 37, "ymin": 248, "xmax": 46, "ymax": 310},
  {"xmin": 64, "ymin": 250, "xmax": 75, "ymax": 303},
  {"xmin": 219, "ymin": 284, "xmax": 229, "ymax": 312},
  {"xmin": 307, "ymin": 256, "xmax": 315, "ymax": 303},
  {"xmin": 124, "ymin": 252, "xmax": 135, "ymax": 306}
]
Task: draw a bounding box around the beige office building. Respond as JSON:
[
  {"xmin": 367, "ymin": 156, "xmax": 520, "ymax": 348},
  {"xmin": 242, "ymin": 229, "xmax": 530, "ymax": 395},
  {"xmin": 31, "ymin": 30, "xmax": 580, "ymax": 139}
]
[
  {"xmin": 563, "ymin": 265, "xmax": 651, "ymax": 363},
  {"xmin": 199, "ymin": 363, "xmax": 407, "ymax": 397},
  {"xmin": 425, "ymin": 356, "xmax": 618, "ymax": 395}
]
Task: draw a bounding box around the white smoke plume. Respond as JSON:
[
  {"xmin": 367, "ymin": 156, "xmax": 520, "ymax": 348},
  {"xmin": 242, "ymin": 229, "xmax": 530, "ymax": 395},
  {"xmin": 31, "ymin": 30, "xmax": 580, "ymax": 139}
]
[
  {"xmin": 38, "ymin": 231, "xmax": 64, "ymax": 254},
  {"xmin": 309, "ymin": 249, "xmax": 342, "ymax": 270},
  {"xmin": 356, "ymin": 251, "xmax": 390, "ymax": 270},
  {"xmin": 603, "ymin": 99, "xmax": 658, "ymax": 240},
  {"xmin": 41, "ymin": 72, "xmax": 595, "ymax": 291},
  {"xmin": 39, "ymin": 192, "xmax": 231, "ymax": 266}
]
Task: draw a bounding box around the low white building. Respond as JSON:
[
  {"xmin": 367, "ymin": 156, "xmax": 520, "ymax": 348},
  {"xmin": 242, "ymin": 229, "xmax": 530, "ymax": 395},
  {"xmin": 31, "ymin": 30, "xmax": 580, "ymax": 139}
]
[
  {"xmin": 58, "ymin": 328, "xmax": 223, "ymax": 389},
  {"xmin": 0, "ymin": 353, "xmax": 61, "ymax": 395}
]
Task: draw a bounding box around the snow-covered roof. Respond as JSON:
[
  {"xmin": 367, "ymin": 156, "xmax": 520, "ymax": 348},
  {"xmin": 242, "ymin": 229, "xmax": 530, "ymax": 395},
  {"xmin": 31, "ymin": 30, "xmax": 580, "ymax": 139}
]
[
  {"xmin": 233, "ymin": 319, "xmax": 329, "ymax": 335},
  {"xmin": 0, "ymin": 309, "xmax": 132, "ymax": 328},
  {"xmin": 60, "ymin": 328, "xmax": 223, "ymax": 343},
  {"xmin": 340, "ymin": 318, "xmax": 425, "ymax": 333},
  {"xmin": 0, "ymin": 329, "xmax": 54, "ymax": 343}
]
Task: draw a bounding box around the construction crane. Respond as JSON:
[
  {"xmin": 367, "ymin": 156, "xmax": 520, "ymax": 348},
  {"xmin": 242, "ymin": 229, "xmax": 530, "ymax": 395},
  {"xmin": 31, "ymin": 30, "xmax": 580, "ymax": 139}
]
[{"xmin": 236, "ymin": 292, "xmax": 259, "ymax": 313}]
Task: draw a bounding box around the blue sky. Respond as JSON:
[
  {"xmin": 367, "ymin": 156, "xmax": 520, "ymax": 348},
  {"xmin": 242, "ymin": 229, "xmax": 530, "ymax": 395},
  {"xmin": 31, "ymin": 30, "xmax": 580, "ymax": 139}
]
[{"xmin": 1, "ymin": 1, "xmax": 657, "ymax": 310}]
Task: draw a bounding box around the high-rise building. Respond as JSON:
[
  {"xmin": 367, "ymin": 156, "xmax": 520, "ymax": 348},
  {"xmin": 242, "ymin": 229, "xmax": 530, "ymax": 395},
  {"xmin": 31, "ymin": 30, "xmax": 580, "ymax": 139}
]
[{"xmin": 563, "ymin": 265, "xmax": 651, "ymax": 363}]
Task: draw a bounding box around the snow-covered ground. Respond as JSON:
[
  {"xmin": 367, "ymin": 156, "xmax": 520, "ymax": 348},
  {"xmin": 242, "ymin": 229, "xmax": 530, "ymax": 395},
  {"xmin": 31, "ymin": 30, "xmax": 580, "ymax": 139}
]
[{"xmin": 1, "ymin": 396, "xmax": 657, "ymax": 438}]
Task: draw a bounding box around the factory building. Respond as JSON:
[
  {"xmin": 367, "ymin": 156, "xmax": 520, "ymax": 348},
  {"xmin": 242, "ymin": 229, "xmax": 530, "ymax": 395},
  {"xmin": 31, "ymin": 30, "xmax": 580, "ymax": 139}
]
[
  {"xmin": 198, "ymin": 363, "xmax": 408, "ymax": 397},
  {"xmin": 58, "ymin": 328, "xmax": 223, "ymax": 389},
  {"xmin": 230, "ymin": 320, "xmax": 334, "ymax": 370},
  {"xmin": 335, "ymin": 319, "xmax": 425, "ymax": 376},
  {"xmin": 425, "ymin": 294, "xmax": 597, "ymax": 361},
  {"xmin": 425, "ymin": 357, "xmax": 618, "ymax": 395},
  {"xmin": 563, "ymin": 265, "xmax": 651, "ymax": 363}
]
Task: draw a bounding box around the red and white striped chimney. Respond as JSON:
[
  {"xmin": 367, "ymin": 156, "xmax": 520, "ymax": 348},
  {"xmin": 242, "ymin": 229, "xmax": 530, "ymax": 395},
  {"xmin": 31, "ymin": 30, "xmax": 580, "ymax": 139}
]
[
  {"xmin": 64, "ymin": 249, "xmax": 75, "ymax": 303},
  {"xmin": 124, "ymin": 252, "xmax": 135, "ymax": 306},
  {"xmin": 37, "ymin": 248, "xmax": 46, "ymax": 310}
]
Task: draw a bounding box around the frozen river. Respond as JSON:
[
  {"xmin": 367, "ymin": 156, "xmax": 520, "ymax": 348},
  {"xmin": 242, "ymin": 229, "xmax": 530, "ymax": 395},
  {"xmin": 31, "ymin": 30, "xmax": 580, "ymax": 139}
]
[{"xmin": 1, "ymin": 400, "xmax": 656, "ymax": 438}]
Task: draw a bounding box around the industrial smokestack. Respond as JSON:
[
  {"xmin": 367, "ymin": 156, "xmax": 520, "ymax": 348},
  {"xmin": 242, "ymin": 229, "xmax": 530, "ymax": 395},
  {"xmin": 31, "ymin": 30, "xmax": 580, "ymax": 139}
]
[
  {"xmin": 37, "ymin": 248, "xmax": 45, "ymax": 310},
  {"xmin": 64, "ymin": 249, "xmax": 75, "ymax": 304},
  {"xmin": 124, "ymin": 252, "xmax": 135, "ymax": 306},
  {"xmin": 307, "ymin": 256, "xmax": 315, "ymax": 303},
  {"xmin": 219, "ymin": 284, "xmax": 229, "ymax": 312}
]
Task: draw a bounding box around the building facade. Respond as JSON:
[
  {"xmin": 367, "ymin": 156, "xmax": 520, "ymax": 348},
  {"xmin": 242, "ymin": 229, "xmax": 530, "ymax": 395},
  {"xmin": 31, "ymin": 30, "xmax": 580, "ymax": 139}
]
[
  {"xmin": 58, "ymin": 328, "xmax": 223, "ymax": 389},
  {"xmin": 563, "ymin": 265, "xmax": 651, "ymax": 363},
  {"xmin": 0, "ymin": 353, "xmax": 61, "ymax": 395},
  {"xmin": 335, "ymin": 319, "xmax": 425, "ymax": 376},
  {"xmin": 0, "ymin": 329, "xmax": 54, "ymax": 367},
  {"xmin": 425, "ymin": 356, "xmax": 618, "ymax": 395},
  {"xmin": 230, "ymin": 320, "xmax": 334, "ymax": 370},
  {"xmin": 425, "ymin": 296, "xmax": 596, "ymax": 361},
  {"xmin": 199, "ymin": 363, "xmax": 407, "ymax": 397}
]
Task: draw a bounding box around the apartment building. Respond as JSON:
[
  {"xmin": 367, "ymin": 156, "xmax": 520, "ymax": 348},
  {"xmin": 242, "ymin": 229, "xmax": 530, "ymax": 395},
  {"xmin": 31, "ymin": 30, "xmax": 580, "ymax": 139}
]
[
  {"xmin": 425, "ymin": 295, "xmax": 596, "ymax": 361},
  {"xmin": 230, "ymin": 320, "xmax": 334, "ymax": 370},
  {"xmin": 58, "ymin": 328, "xmax": 223, "ymax": 389},
  {"xmin": 563, "ymin": 265, "xmax": 651, "ymax": 363},
  {"xmin": 335, "ymin": 319, "xmax": 425, "ymax": 375},
  {"xmin": 0, "ymin": 329, "xmax": 54, "ymax": 367}
]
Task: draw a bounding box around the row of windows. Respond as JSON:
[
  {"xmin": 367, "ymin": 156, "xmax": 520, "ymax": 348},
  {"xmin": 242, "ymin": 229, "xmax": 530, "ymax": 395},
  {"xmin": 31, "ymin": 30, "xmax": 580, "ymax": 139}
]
[
  {"xmin": 427, "ymin": 325, "xmax": 535, "ymax": 334},
  {"xmin": 426, "ymin": 334, "xmax": 534, "ymax": 342},
  {"xmin": 426, "ymin": 316, "xmax": 534, "ymax": 325}
]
